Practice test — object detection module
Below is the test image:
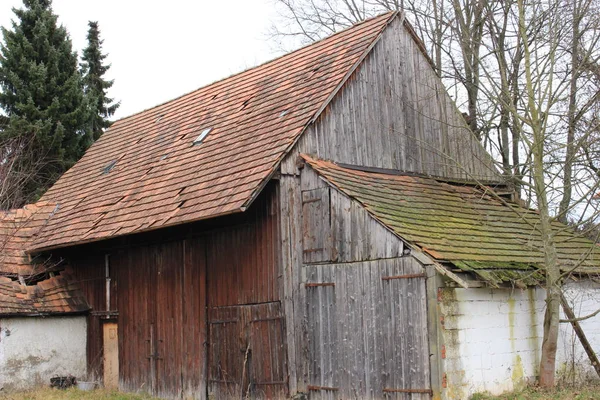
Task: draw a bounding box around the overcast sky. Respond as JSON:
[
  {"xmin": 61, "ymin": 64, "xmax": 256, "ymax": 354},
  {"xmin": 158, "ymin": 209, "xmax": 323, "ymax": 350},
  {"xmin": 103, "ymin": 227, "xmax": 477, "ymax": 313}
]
[{"xmin": 0, "ymin": 0, "xmax": 284, "ymax": 120}]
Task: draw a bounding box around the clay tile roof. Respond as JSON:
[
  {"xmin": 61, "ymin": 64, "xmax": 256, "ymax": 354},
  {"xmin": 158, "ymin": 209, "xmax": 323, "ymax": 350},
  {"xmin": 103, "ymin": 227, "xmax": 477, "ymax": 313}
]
[
  {"xmin": 30, "ymin": 12, "xmax": 397, "ymax": 252},
  {"xmin": 0, "ymin": 201, "xmax": 58, "ymax": 276},
  {"xmin": 0, "ymin": 266, "xmax": 89, "ymax": 316},
  {"xmin": 0, "ymin": 203, "xmax": 90, "ymax": 316},
  {"xmin": 302, "ymin": 155, "xmax": 600, "ymax": 285}
]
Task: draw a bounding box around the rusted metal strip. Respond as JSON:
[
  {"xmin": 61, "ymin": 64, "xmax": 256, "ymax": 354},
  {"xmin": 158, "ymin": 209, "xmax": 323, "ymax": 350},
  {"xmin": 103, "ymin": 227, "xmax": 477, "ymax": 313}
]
[
  {"xmin": 209, "ymin": 319, "xmax": 238, "ymax": 325},
  {"xmin": 305, "ymin": 282, "xmax": 335, "ymax": 287},
  {"xmin": 382, "ymin": 273, "xmax": 426, "ymax": 280},
  {"xmin": 303, "ymin": 248, "xmax": 324, "ymax": 253},
  {"xmin": 253, "ymin": 380, "xmax": 287, "ymax": 385},
  {"xmin": 383, "ymin": 388, "xmax": 433, "ymax": 394},
  {"xmin": 308, "ymin": 385, "xmax": 339, "ymax": 391},
  {"xmin": 249, "ymin": 316, "xmax": 284, "ymax": 323}
]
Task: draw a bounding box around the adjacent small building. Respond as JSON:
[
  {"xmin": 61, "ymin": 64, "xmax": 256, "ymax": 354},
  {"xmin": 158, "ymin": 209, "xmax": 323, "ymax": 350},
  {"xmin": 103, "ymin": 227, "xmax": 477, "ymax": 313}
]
[
  {"xmin": 0, "ymin": 202, "xmax": 88, "ymax": 390},
  {"xmin": 1, "ymin": 11, "xmax": 599, "ymax": 399}
]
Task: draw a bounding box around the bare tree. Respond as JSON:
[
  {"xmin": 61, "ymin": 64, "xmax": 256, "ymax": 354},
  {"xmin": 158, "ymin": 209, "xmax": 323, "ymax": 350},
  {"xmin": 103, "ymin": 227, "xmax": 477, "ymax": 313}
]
[{"xmin": 0, "ymin": 136, "xmax": 47, "ymax": 210}]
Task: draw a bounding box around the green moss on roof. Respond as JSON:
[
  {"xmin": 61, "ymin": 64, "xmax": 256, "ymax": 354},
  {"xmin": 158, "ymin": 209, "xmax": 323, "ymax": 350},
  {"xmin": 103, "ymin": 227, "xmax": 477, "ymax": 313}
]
[{"xmin": 303, "ymin": 155, "xmax": 600, "ymax": 275}]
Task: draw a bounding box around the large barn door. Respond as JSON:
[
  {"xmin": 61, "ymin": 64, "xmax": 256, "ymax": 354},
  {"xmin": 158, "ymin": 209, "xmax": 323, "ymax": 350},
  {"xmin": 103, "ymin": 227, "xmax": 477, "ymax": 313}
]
[
  {"xmin": 116, "ymin": 239, "xmax": 207, "ymax": 399},
  {"xmin": 306, "ymin": 258, "xmax": 431, "ymax": 399}
]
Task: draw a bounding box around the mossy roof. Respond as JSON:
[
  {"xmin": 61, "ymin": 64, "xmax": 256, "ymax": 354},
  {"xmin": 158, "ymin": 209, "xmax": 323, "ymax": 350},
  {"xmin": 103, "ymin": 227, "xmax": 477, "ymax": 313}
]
[{"xmin": 303, "ymin": 155, "xmax": 600, "ymax": 278}]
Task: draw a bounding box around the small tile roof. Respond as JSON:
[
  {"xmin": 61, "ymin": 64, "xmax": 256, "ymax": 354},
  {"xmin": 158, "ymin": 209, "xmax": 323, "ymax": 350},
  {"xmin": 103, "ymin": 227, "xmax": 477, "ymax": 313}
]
[
  {"xmin": 303, "ymin": 155, "xmax": 600, "ymax": 286},
  {"xmin": 0, "ymin": 268, "xmax": 90, "ymax": 316},
  {"xmin": 0, "ymin": 202, "xmax": 58, "ymax": 275},
  {"xmin": 31, "ymin": 12, "xmax": 397, "ymax": 252},
  {"xmin": 0, "ymin": 202, "xmax": 89, "ymax": 315}
]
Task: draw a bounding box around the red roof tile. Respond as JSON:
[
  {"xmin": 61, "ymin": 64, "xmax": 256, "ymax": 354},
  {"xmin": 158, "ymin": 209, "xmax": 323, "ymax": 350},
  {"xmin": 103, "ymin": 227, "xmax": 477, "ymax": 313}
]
[
  {"xmin": 31, "ymin": 12, "xmax": 396, "ymax": 252},
  {"xmin": 0, "ymin": 266, "xmax": 89, "ymax": 316},
  {"xmin": 0, "ymin": 203, "xmax": 90, "ymax": 315},
  {"xmin": 0, "ymin": 202, "xmax": 58, "ymax": 275}
]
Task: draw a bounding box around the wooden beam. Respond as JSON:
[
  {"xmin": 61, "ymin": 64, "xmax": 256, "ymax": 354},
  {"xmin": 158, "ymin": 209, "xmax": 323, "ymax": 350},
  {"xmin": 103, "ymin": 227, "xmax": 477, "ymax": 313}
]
[
  {"xmin": 433, "ymin": 263, "xmax": 469, "ymax": 289},
  {"xmin": 560, "ymin": 292, "xmax": 600, "ymax": 379}
]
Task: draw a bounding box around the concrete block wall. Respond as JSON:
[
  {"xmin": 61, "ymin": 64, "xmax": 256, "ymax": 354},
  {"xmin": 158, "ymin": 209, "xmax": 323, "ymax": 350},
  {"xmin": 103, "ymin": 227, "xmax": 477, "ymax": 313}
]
[
  {"xmin": 439, "ymin": 281, "xmax": 600, "ymax": 399},
  {"xmin": 0, "ymin": 316, "xmax": 87, "ymax": 390}
]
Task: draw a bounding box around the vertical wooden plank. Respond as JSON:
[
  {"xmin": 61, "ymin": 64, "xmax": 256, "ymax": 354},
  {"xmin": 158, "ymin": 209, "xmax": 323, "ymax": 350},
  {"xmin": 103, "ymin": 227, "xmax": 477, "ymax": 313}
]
[{"xmin": 103, "ymin": 322, "xmax": 119, "ymax": 390}]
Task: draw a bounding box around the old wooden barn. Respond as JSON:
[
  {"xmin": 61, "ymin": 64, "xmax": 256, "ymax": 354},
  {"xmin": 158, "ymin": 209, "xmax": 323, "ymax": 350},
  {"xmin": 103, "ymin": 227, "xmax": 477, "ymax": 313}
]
[{"xmin": 2, "ymin": 11, "xmax": 600, "ymax": 400}]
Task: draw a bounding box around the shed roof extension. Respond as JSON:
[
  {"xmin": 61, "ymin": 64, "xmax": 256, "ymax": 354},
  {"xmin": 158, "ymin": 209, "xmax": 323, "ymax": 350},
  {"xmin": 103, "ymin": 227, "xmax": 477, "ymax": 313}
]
[
  {"xmin": 302, "ymin": 155, "xmax": 600, "ymax": 287},
  {"xmin": 31, "ymin": 12, "xmax": 398, "ymax": 252}
]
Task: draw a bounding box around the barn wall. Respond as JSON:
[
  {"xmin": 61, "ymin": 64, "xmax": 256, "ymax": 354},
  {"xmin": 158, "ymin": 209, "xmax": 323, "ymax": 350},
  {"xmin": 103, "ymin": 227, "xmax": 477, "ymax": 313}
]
[
  {"xmin": 281, "ymin": 168, "xmax": 432, "ymax": 399},
  {"xmin": 65, "ymin": 182, "xmax": 284, "ymax": 399},
  {"xmin": 438, "ymin": 281, "xmax": 600, "ymax": 400},
  {"xmin": 0, "ymin": 316, "xmax": 87, "ymax": 390},
  {"xmin": 281, "ymin": 17, "xmax": 499, "ymax": 181}
]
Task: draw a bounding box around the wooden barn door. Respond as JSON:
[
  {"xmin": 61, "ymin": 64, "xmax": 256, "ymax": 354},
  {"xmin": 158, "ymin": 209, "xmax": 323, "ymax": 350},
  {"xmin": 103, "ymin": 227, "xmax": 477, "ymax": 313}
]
[
  {"xmin": 208, "ymin": 303, "xmax": 287, "ymax": 399},
  {"xmin": 116, "ymin": 238, "xmax": 207, "ymax": 399},
  {"xmin": 305, "ymin": 258, "xmax": 431, "ymax": 399},
  {"xmin": 206, "ymin": 207, "xmax": 288, "ymax": 399}
]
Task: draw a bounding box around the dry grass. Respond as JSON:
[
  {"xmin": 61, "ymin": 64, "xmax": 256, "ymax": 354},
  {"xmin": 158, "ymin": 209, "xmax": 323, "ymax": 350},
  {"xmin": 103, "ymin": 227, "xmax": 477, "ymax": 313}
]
[
  {"xmin": 0, "ymin": 388, "xmax": 159, "ymax": 400},
  {"xmin": 471, "ymin": 385, "xmax": 600, "ymax": 400}
]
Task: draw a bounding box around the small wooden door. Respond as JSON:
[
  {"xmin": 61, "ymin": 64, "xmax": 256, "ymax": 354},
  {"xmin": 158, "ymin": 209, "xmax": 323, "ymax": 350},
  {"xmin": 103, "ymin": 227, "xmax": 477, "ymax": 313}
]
[{"xmin": 103, "ymin": 322, "xmax": 119, "ymax": 389}]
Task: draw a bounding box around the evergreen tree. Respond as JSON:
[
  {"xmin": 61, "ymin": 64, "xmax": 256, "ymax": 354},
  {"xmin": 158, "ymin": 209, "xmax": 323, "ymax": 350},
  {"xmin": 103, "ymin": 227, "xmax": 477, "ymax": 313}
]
[
  {"xmin": 81, "ymin": 21, "xmax": 119, "ymax": 143},
  {"xmin": 0, "ymin": 0, "xmax": 86, "ymax": 203}
]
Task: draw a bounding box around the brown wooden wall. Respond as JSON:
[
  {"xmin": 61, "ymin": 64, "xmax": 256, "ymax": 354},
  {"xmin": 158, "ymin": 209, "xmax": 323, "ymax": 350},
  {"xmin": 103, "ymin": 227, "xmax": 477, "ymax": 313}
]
[{"xmin": 67, "ymin": 182, "xmax": 284, "ymax": 399}]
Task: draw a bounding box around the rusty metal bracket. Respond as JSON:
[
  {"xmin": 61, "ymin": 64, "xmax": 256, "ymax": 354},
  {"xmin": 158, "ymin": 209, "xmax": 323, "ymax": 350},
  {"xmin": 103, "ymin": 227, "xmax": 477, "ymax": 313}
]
[
  {"xmin": 382, "ymin": 273, "xmax": 426, "ymax": 281},
  {"xmin": 305, "ymin": 282, "xmax": 335, "ymax": 287},
  {"xmin": 303, "ymin": 248, "xmax": 324, "ymax": 254},
  {"xmin": 209, "ymin": 319, "xmax": 239, "ymax": 325},
  {"xmin": 383, "ymin": 388, "xmax": 433, "ymax": 394},
  {"xmin": 249, "ymin": 316, "xmax": 284, "ymax": 323}
]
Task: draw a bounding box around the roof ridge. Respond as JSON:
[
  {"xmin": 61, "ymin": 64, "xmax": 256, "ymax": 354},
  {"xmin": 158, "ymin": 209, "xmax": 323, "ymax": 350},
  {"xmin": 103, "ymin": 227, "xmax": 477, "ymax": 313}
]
[{"xmin": 111, "ymin": 12, "xmax": 397, "ymax": 126}]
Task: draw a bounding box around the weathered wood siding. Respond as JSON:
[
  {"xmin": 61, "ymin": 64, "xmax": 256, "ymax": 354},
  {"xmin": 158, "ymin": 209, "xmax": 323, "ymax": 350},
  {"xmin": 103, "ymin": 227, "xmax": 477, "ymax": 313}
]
[
  {"xmin": 281, "ymin": 168, "xmax": 431, "ymax": 399},
  {"xmin": 306, "ymin": 258, "xmax": 430, "ymax": 399},
  {"xmin": 299, "ymin": 166, "xmax": 404, "ymax": 264},
  {"xmin": 68, "ymin": 183, "xmax": 286, "ymax": 399},
  {"xmin": 282, "ymin": 17, "xmax": 498, "ymax": 181}
]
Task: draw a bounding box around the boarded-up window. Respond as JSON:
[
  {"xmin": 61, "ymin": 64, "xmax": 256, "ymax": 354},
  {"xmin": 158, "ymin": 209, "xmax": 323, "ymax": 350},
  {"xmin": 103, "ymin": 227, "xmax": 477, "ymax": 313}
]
[{"xmin": 302, "ymin": 187, "xmax": 334, "ymax": 263}]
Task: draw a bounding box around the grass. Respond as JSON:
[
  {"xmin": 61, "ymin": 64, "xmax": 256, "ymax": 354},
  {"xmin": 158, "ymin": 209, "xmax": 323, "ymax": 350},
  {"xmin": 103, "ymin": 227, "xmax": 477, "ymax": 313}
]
[
  {"xmin": 0, "ymin": 388, "xmax": 160, "ymax": 400},
  {"xmin": 471, "ymin": 385, "xmax": 600, "ymax": 400}
]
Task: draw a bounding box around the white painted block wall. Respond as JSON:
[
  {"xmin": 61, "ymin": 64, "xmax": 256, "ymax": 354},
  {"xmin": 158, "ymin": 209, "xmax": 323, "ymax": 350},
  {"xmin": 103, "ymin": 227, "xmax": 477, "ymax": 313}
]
[
  {"xmin": 440, "ymin": 280, "xmax": 600, "ymax": 400},
  {"xmin": 0, "ymin": 316, "xmax": 87, "ymax": 390}
]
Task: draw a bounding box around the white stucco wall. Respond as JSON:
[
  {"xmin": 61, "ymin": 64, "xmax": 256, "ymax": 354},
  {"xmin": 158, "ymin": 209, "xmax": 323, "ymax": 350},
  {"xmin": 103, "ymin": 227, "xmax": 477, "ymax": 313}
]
[
  {"xmin": 439, "ymin": 281, "xmax": 600, "ymax": 399},
  {"xmin": 0, "ymin": 316, "xmax": 87, "ymax": 390}
]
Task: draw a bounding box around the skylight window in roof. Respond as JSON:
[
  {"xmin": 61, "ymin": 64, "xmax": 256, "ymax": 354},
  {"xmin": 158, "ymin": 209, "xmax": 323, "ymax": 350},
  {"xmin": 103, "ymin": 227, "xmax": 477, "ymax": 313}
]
[
  {"xmin": 102, "ymin": 160, "xmax": 117, "ymax": 175},
  {"xmin": 193, "ymin": 128, "xmax": 212, "ymax": 145}
]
